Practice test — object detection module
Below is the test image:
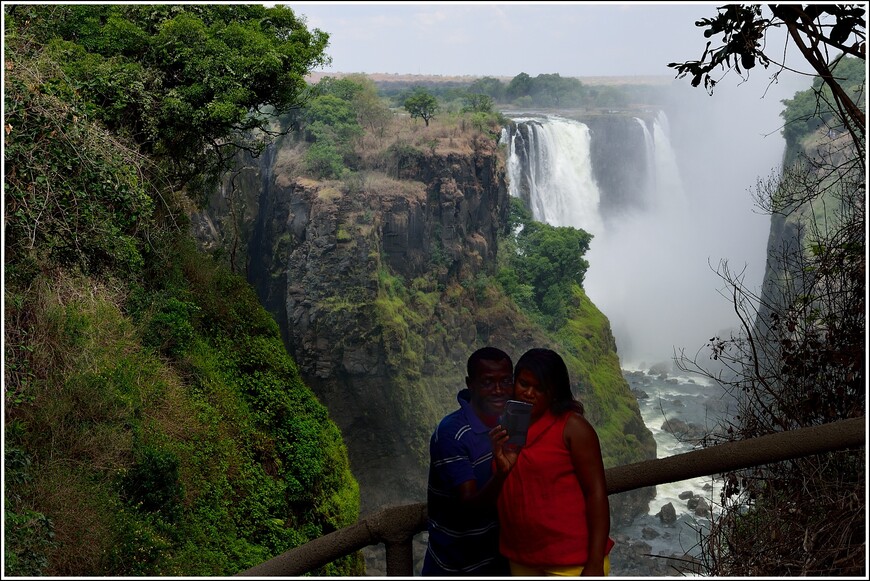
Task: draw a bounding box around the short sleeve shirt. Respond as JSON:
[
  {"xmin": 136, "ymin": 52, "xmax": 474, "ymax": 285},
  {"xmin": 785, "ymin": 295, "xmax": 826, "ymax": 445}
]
[{"xmin": 421, "ymin": 389, "xmax": 509, "ymax": 576}]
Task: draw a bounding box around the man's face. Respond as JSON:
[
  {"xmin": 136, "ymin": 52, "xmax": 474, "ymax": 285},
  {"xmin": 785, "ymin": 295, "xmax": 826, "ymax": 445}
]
[{"xmin": 467, "ymin": 358, "xmax": 513, "ymax": 421}]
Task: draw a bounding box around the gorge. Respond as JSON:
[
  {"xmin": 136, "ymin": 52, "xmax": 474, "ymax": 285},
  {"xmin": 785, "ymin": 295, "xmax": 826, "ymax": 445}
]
[{"xmin": 193, "ymin": 74, "xmax": 812, "ymax": 575}]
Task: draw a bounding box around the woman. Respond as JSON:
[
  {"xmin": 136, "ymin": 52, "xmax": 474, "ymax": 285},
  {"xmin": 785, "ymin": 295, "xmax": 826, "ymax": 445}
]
[{"xmin": 490, "ymin": 348, "xmax": 614, "ymax": 576}]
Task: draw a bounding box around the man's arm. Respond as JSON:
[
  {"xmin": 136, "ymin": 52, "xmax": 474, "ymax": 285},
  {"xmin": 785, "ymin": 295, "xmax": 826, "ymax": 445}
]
[{"xmin": 455, "ymin": 469, "xmax": 507, "ymax": 508}]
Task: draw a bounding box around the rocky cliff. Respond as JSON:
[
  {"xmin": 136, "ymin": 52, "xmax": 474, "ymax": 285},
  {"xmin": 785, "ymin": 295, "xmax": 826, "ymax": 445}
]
[{"xmin": 192, "ymin": 129, "xmax": 656, "ymax": 525}]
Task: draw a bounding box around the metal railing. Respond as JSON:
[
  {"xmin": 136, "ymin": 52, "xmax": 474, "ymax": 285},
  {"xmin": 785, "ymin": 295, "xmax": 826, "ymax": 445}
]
[{"xmin": 237, "ymin": 416, "xmax": 866, "ymax": 577}]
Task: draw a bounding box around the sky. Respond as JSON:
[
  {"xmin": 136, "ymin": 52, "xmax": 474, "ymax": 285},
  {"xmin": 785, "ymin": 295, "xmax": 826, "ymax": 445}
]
[{"xmin": 286, "ymin": 2, "xmax": 792, "ymax": 79}]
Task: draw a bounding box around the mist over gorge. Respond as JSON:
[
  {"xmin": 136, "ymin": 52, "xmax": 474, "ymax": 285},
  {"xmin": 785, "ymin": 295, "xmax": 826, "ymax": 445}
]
[{"xmin": 502, "ymin": 74, "xmax": 811, "ymax": 369}]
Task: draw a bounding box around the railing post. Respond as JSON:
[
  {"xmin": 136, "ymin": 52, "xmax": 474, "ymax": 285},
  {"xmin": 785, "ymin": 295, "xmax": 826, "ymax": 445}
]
[
  {"xmin": 370, "ymin": 502, "xmax": 427, "ymax": 576},
  {"xmin": 384, "ymin": 539, "xmax": 415, "ymax": 576}
]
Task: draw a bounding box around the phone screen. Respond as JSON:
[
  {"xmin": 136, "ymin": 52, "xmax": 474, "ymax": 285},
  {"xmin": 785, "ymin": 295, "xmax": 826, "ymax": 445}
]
[{"xmin": 500, "ymin": 399, "xmax": 533, "ymax": 447}]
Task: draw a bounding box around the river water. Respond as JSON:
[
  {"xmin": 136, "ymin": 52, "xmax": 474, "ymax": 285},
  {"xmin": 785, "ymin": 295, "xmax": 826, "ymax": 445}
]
[{"xmin": 609, "ymin": 364, "xmax": 735, "ymax": 576}]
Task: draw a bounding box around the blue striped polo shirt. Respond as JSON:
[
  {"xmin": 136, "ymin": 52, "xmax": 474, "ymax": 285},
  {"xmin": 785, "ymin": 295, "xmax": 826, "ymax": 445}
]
[{"xmin": 421, "ymin": 389, "xmax": 509, "ymax": 576}]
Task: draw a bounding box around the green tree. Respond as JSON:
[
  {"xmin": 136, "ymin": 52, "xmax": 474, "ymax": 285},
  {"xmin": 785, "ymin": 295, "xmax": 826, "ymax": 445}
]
[
  {"xmin": 461, "ymin": 93, "xmax": 494, "ymax": 114},
  {"xmin": 506, "ymin": 72, "xmax": 532, "ymax": 101},
  {"xmin": 498, "ymin": 198, "xmax": 593, "ymax": 329},
  {"xmin": 529, "ymin": 73, "xmax": 585, "ymax": 107},
  {"xmin": 317, "ymin": 74, "xmax": 393, "ymax": 136},
  {"xmin": 468, "ymin": 76, "xmax": 506, "ymax": 102},
  {"xmin": 403, "ymin": 87, "xmax": 439, "ymax": 126},
  {"xmin": 6, "ymin": 3, "xmax": 330, "ymax": 191},
  {"xmin": 780, "ymin": 55, "xmax": 865, "ymax": 158}
]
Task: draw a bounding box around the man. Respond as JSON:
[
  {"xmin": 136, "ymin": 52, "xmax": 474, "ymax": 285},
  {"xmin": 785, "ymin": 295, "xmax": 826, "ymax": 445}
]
[{"xmin": 421, "ymin": 346, "xmax": 514, "ymax": 576}]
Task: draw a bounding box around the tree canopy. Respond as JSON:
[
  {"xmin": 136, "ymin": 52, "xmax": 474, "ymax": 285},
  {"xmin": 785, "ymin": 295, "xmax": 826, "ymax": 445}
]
[
  {"xmin": 5, "ymin": 4, "xmax": 330, "ymax": 190},
  {"xmin": 498, "ymin": 198, "xmax": 593, "ymax": 330},
  {"xmin": 403, "ymin": 87, "xmax": 439, "ymax": 126}
]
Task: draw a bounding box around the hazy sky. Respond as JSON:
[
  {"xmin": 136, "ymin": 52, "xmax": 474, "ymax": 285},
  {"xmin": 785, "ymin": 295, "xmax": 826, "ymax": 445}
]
[{"xmin": 286, "ymin": 2, "xmax": 784, "ymax": 78}]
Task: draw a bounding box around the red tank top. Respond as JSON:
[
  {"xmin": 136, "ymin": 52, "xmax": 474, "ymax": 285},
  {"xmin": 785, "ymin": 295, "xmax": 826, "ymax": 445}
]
[{"xmin": 497, "ymin": 410, "xmax": 614, "ymax": 566}]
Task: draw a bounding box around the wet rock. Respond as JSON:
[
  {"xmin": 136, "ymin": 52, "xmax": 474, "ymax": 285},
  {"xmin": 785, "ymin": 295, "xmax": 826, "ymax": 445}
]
[
  {"xmin": 641, "ymin": 527, "xmax": 660, "ymax": 540},
  {"xmin": 678, "ymin": 490, "xmax": 694, "ymax": 500},
  {"xmin": 657, "ymin": 502, "xmax": 677, "ymax": 524},
  {"xmin": 659, "ymin": 418, "xmax": 708, "ymax": 442},
  {"xmin": 693, "ymin": 497, "xmax": 711, "ymax": 518}
]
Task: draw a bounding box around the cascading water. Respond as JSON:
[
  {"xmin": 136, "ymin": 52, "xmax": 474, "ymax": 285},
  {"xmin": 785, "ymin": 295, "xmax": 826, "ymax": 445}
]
[
  {"xmin": 633, "ymin": 117, "xmax": 656, "ymax": 203},
  {"xmin": 506, "ymin": 116, "xmax": 604, "ymax": 234},
  {"xmin": 650, "ymin": 111, "xmax": 686, "ymax": 213},
  {"xmin": 506, "ymin": 111, "xmax": 731, "ymax": 572},
  {"xmin": 507, "ymin": 112, "xmax": 698, "ymax": 366}
]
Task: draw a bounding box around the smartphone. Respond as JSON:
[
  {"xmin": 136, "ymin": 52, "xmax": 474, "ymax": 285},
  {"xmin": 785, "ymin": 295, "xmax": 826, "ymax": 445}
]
[{"xmin": 499, "ymin": 399, "xmax": 533, "ymax": 447}]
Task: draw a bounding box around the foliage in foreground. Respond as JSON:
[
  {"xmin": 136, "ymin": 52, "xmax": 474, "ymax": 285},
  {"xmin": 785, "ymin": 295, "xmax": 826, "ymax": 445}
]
[
  {"xmin": 4, "ymin": 6, "xmax": 362, "ymax": 576},
  {"xmin": 677, "ymin": 69, "xmax": 866, "ymax": 578},
  {"xmin": 670, "ymin": 7, "xmax": 865, "ymax": 575},
  {"xmin": 5, "ymin": 237, "xmax": 363, "ymax": 577}
]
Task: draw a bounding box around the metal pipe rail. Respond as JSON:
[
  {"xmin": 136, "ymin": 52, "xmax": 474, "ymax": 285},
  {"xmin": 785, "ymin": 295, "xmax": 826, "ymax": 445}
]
[{"xmin": 237, "ymin": 416, "xmax": 866, "ymax": 577}]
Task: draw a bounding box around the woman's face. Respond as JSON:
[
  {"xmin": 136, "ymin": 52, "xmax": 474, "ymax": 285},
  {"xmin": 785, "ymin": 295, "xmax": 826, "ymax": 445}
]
[{"xmin": 514, "ymin": 368, "xmax": 552, "ymax": 421}]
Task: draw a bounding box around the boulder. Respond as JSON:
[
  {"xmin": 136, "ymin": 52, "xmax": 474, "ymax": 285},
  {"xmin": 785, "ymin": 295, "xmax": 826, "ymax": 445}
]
[
  {"xmin": 657, "ymin": 502, "xmax": 677, "ymax": 524},
  {"xmin": 641, "ymin": 527, "xmax": 660, "ymax": 540}
]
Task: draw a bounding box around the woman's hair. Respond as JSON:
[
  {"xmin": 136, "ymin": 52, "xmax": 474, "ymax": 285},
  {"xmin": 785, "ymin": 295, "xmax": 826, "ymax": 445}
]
[{"xmin": 514, "ymin": 348, "xmax": 584, "ymax": 416}]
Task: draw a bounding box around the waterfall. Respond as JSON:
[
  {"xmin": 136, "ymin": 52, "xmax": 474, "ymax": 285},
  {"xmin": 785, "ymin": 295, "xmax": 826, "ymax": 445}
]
[
  {"xmin": 507, "ymin": 116, "xmax": 604, "ymax": 236},
  {"xmin": 506, "ymin": 103, "xmax": 781, "ymax": 368},
  {"xmin": 633, "ymin": 116, "xmax": 656, "ymax": 206},
  {"xmin": 650, "ymin": 111, "xmax": 686, "ymax": 212},
  {"xmin": 507, "ymin": 111, "xmax": 692, "ymax": 366}
]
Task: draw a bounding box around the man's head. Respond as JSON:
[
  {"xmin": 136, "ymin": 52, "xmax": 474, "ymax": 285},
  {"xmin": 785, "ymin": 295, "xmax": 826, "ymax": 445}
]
[{"xmin": 466, "ymin": 347, "xmax": 513, "ymax": 423}]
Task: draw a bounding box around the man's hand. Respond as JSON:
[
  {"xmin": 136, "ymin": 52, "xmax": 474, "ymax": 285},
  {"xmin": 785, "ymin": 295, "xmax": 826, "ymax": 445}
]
[{"xmin": 489, "ymin": 425, "xmax": 519, "ymax": 475}]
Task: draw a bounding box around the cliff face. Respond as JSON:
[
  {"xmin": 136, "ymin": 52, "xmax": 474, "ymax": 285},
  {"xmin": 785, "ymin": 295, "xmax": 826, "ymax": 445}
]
[{"xmin": 193, "ymin": 131, "xmax": 655, "ymax": 522}]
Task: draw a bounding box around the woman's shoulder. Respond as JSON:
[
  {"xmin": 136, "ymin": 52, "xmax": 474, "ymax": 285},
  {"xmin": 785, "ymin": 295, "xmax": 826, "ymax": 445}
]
[{"xmin": 562, "ymin": 410, "xmax": 599, "ymax": 440}]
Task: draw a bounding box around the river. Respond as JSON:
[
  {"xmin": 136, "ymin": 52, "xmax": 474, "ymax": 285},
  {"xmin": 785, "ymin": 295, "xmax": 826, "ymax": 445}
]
[{"xmin": 609, "ymin": 364, "xmax": 734, "ymax": 576}]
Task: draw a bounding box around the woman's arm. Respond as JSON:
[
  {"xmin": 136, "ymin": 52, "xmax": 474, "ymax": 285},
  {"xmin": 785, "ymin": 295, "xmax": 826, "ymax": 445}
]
[{"xmin": 565, "ymin": 413, "xmax": 610, "ymax": 576}]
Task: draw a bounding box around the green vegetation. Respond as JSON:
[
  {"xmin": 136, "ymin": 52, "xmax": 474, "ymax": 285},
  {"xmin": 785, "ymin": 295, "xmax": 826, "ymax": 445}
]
[
  {"xmin": 556, "ymin": 287, "xmax": 654, "ymax": 467},
  {"xmin": 6, "ymin": 3, "xmax": 329, "ymax": 192},
  {"xmin": 5, "ymin": 240, "xmax": 362, "ymax": 576},
  {"xmin": 4, "ymin": 5, "xmax": 362, "ymax": 576},
  {"xmin": 488, "ymin": 199, "xmax": 652, "ymax": 467},
  {"xmin": 403, "ymin": 87, "xmax": 440, "ymax": 126},
  {"xmin": 779, "ymin": 55, "xmax": 865, "ymax": 162},
  {"xmin": 378, "ymin": 72, "xmax": 645, "ymax": 110},
  {"xmin": 497, "ymin": 197, "xmax": 593, "ymax": 330}
]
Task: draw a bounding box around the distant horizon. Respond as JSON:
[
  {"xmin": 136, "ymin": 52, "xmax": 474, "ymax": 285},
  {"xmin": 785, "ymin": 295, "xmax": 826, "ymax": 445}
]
[{"xmin": 304, "ymin": 71, "xmax": 677, "ymax": 86}]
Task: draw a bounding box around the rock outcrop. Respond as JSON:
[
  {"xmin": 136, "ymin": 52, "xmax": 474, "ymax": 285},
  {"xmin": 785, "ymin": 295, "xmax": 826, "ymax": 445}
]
[{"xmin": 193, "ymin": 130, "xmax": 657, "ymax": 527}]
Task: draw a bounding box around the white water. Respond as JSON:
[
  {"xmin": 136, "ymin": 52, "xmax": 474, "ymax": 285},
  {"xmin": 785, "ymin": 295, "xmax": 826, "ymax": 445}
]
[
  {"xmin": 506, "ymin": 95, "xmax": 793, "ymax": 368},
  {"xmin": 508, "ymin": 116, "xmax": 604, "ymax": 234}
]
